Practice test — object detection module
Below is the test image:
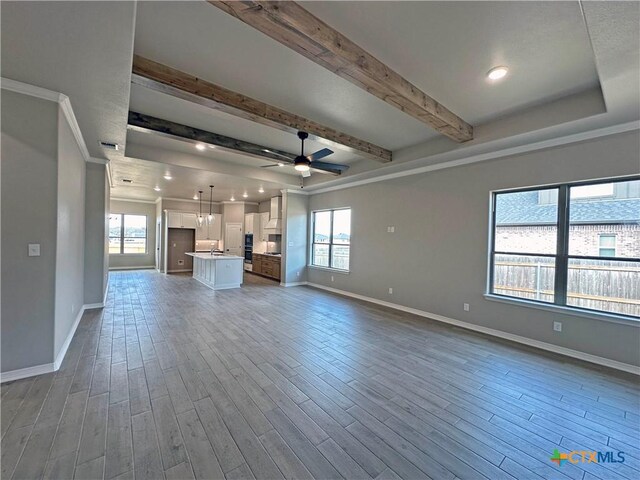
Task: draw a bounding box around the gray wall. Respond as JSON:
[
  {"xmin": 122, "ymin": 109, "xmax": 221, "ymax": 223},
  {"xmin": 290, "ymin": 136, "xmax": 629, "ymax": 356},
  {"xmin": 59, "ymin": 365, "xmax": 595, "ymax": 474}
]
[
  {"xmin": 282, "ymin": 192, "xmax": 308, "ymax": 284},
  {"xmin": 308, "ymin": 130, "xmax": 640, "ymax": 367},
  {"xmin": 84, "ymin": 162, "xmax": 108, "ymax": 304},
  {"xmin": 109, "ymin": 199, "xmax": 156, "ymax": 269},
  {"xmin": 54, "ymin": 107, "xmax": 86, "ymax": 358},
  {"xmin": 1, "ymin": 91, "xmax": 58, "ymax": 371}
]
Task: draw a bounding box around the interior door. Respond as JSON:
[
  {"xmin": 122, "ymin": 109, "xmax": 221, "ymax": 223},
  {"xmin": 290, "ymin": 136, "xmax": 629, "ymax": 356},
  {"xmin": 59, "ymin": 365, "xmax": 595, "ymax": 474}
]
[{"xmin": 225, "ymin": 223, "xmax": 243, "ymax": 256}]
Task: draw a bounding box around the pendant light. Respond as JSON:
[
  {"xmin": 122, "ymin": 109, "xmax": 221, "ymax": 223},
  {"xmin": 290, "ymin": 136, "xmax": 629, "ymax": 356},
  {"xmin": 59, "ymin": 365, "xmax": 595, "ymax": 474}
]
[
  {"xmin": 207, "ymin": 185, "xmax": 215, "ymax": 225},
  {"xmin": 197, "ymin": 190, "xmax": 205, "ymax": 226}
]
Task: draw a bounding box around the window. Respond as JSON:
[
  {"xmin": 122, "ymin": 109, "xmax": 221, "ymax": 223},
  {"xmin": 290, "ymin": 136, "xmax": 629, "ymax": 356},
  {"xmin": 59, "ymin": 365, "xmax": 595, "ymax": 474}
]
[
  {"xmin": 599, "ymin": 234, "xmax": 616, "ymax": 257},
  {"xmin": 109, "ymin": 214, "xmax": 147, "ymax": 254},
  {"xmin": 311, "ymin": 208, "xmax": 351, "ymax": 271},
  {"xmin": 490, "ymin": 177, "xmax": 640, "ymax": 318}
]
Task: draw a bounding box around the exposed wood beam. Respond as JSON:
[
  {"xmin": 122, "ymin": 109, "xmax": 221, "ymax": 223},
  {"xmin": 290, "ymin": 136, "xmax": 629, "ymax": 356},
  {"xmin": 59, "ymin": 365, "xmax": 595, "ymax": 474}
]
[
  {"xmin": 132, "ymin": 55, "xmax": 391, "ymax": 162},
  {"xmin": 209, "ymin": 1, "xmax": 473, "ymax": 143},
  {"xmin": 127, "ymin": 111, "xmax": 346, "ymax": 175}
]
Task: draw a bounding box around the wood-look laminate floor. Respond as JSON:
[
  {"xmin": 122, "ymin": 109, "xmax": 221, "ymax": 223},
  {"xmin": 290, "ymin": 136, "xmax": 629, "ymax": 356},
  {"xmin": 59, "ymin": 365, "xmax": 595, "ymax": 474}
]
[{"xmin": 2, "ymin": 270, "xmax": 639, "ymax": 480}]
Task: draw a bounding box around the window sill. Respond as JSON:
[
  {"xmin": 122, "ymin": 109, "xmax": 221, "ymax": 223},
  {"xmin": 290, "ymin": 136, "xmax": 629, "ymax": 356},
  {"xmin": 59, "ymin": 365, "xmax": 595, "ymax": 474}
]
[
  {"xmin": 308, "ymin": 265, "xmax": 350, "ymax": 275},
  {"xmin": 484, "ymin": 294, "xmax": 640, "ymax": 327}
]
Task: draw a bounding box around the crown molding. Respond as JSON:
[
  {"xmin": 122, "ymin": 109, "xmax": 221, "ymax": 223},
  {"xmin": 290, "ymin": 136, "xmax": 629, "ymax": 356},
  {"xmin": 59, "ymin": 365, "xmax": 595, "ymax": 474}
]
[
  {"xmin": 110, "ymin": 197, "xmax": 157, "ymax": 205},
  {"xmin": 282, "ymin": 188, "xmax": 309, "ymax": 196},
  {"xmin": 307, "ymin": 120, "xmax": 640, "ymax": 196},
  {"xmin": 2, "ymin": 77, "xmax": 91, "ymax": 163}
]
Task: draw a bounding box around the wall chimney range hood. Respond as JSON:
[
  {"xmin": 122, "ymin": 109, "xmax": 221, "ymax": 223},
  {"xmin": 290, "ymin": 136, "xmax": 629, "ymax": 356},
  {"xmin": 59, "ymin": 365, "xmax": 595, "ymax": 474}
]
[{"xmin": 264, "ymin": 196, "xmax": 282, "ymax": 231}]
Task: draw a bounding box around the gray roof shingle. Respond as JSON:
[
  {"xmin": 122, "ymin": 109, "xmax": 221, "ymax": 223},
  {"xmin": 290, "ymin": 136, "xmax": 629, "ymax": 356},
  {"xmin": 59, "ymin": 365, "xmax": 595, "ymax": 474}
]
[{"xmin": 496, "ymin": 191, "xmax": 640, "ymax": 225}]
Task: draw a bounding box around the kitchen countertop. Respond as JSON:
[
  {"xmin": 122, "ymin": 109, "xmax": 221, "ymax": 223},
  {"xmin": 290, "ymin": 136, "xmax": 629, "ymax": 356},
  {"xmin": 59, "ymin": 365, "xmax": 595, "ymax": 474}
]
[{"xmin": 186, "ymin": 253, "xmax": 244, "ymax": 260}]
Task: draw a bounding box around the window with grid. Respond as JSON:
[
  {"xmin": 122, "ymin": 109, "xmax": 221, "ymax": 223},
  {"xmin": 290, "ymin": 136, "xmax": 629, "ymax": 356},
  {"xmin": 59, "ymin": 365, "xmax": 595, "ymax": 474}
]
[
  {"xmin": 109, "ymin": 214, "xmax": 147, "ymax": 254},
  {"xmin": 489, "ymin": 177, "xmax": 640, "ymax": 318},
  {"xmin": 311, "ymin": 208, "xmax": 351, "ymax": 271}
]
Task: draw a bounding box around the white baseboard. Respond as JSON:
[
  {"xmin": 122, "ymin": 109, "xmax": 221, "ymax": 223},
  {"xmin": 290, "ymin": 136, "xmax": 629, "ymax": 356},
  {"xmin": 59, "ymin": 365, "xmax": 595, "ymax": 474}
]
[
  {"xmin": 0, "ymin": 363, "xmax": 55, "ymax": 383},
  {"xmin": 109, "ymin": 266, "xmax": 155, "ymax": 271},
  {"xmin": 84, "ymin": 302, "xmax": 104, "ymax": 309},
  {"xmin": 54, "ymin": 305, "xmax": 85, "ymax": 370},
  {"xmin": 306, "ymin": 283, "xmax": 640, "ymax": 375},
  {"xmin": 167, "ymin": 269, "xmax": 193, "ymax": 273},
  {"xmin": 103, "ymin": 278, "xmax": 109, "ymax": 305},
  {"xmin": 280, "ymin": 281, "xmax": 308, "ymax": 287}
]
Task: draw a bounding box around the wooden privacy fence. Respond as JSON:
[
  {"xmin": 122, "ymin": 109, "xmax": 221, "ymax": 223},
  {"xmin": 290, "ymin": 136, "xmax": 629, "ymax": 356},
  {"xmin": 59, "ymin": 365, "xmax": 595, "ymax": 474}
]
[{"xmin": 494, "ymin": 256, "xmax": 640, "ymax": 317}]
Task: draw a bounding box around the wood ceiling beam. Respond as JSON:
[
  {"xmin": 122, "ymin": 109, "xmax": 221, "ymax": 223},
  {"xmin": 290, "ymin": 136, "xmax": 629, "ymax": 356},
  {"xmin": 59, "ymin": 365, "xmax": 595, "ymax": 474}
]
[
  {"xmin": 127, "ymin": 111, "xmax": 345, "ymax": 175},
  {"xmin": 132, "ymin": 55, "xmax": 391, "ymax": 162},
  {"xmin": 208, "ymin": 1, "xmax": 473, "ymax": 143}
]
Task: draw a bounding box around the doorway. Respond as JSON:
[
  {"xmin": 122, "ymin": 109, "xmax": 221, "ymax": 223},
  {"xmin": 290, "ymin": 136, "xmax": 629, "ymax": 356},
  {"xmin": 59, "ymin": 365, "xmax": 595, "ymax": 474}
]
[{"xmin": 225, "ymin": 223, "xmax": 243, "ymax": 256}]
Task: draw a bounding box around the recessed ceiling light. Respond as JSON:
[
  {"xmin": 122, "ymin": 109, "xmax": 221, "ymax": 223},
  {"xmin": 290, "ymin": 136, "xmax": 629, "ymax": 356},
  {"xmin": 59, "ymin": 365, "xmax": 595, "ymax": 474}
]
[
  {"xmin": 487, "ymin": 66, "xmax": 508, "ymax": 81},
  {"xmin": 258, "ymin": 187, "xmax": 264, "ymax": 193},
  {"xmin": 209, "ymin": 145, "xmax": 216, "ymax": 149},
  {"xmin": 278, "ymin": 162, "xmax": 284, "ymax": 167},
  {"xmin": 242, "ymin": 192, "xmax": 248, "ymax": 198},
  {"xmin": 193, "ymin": 194, "xmax": 199, "ymax": 200},
  {"xmin": 154, "ymin": 186, "xmax": 161, "ymax": 192},
  {"xmin": 230, "ymin": 196, "xmax": 235, "ymax": 202},
  {"xmin": 196, "ymin": 143, "xmax": 206, "ymax": 151},
  {"xmin": 163, "ymin": 175, "xmax": 172, "ymax": 180}
]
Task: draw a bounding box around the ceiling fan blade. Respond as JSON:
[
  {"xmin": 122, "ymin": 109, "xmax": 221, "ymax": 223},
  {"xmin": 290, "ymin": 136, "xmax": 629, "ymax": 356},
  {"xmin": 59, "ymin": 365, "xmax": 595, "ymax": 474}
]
[
  {"xmin": 306, "ymin": 148, "xmax": 333, "ymax": 162},
  {"xmin": 261, "ymin": 163, "xmax": 288, "ymax": 168},
  {"xmin": 310, "ymin": 160, "xmax": 349, "ymax": 174}
]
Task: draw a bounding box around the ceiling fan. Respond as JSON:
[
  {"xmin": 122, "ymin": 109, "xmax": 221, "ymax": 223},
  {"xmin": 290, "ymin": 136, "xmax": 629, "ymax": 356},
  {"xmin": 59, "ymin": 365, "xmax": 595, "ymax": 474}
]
[{"xmin": 261, "ymin": 131, "xmax": 349, "ymax": 176}]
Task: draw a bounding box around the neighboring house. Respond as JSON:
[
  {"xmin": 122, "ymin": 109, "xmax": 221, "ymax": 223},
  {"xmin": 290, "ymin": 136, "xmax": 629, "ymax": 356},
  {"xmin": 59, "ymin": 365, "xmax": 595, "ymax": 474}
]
[
  {"xmin": 493, "ymin": 182, "xmax": 640, "ymax": 317},
  {"xmin": 495, "ymin": 184, "xmax": 640, "ymax": 257}
]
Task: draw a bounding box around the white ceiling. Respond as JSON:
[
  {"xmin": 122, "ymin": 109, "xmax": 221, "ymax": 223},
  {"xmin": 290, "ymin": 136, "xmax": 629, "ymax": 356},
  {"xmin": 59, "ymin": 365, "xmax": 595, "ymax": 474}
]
[
  {"xmin": 128, "ymin": 83, "xmax": 360, "ymax": 165},
  {"xmin": 110, "ymin": 156, "xmax": 284, "ymax": 203},
  {"xmin": 1, "ymin": 1, "xmax": 136, "ymax": 160},
  {"xmin": 301, "ymin": 1, "xmax": 600, "ymax": 124},
  {"xmin": 2, "ymin": 1, "xmax": 638, "ymax": 203}
]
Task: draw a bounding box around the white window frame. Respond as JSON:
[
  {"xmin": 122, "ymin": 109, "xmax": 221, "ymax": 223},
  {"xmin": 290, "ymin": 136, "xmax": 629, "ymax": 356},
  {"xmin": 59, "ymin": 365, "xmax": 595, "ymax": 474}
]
[
  {"xmin": 109, "ymin": 213, "xmax": 148, "ymax": 255},
  {"xmin": 310, "ymin": 207, "xmax": 351, "ymax": 272},
  {"xmin": 487, "ymin": 176, "xmax": 640, "ymax": 321}
]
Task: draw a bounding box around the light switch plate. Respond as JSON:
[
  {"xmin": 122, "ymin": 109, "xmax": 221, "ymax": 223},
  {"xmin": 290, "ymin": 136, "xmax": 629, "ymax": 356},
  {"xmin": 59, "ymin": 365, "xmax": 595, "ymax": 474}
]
[
  {"xmin": 28, "ymin": 243, "xmax": 41, "ymax": 257},
  {"xmin": 288, "ymin": 241, "xmax": 294, "ymax": 247}
]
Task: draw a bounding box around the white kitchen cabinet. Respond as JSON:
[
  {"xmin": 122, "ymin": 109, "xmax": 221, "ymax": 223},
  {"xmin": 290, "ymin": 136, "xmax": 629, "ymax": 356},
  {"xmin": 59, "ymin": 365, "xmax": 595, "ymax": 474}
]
[
  {"xmin": 209, "ymin": 218, "xmax": 222, "ymax": 240},
  {"xmin": 245, "ymin": 213, "xmax": 260, "ymax": 235},
  {"xmin": 181, "ymin": 213, "xmax": 197, "ymax": 229},
  {"xmin": 259, "ymin": 212, "xmax": 270, "ymax": 241},
  {"xmin": 167, "ymin": 211, "xmax": 197, "ymax": 229},
  {"xmin": 196, "ymin": 217, "xmax": 222, "ymax": 240}
]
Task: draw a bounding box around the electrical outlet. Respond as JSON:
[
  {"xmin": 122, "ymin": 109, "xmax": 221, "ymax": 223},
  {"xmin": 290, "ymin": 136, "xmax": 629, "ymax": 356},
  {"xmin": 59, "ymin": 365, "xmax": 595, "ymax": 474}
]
[
  {"xmin": 387, "ymin": 226, "xmax": 395, "ymax": 233},
  {"xmin": 331, "ymin": 275, "xmax": 334, "ymax": 282},
  {"xmin": 388, "ymin": 287, "xmax": 393, "ymax": 294},
  {"xmin": 28, "ymin": 243, "xmax": 41, "ymax": 257},
  {"xmin": 463, "ymin": 303, "xmax": 470, "ymax": 312},
  {"xmin": 553, "ymin": 321, "xmax": 562, "ymax": 332},
  {"xmin": 296, "ymin": 271, "xmax": 300, "ymax": 277}
]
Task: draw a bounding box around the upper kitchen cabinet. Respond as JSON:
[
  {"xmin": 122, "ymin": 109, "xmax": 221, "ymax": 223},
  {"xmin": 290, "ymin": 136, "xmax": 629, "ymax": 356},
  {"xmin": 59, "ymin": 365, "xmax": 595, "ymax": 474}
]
[
  {"xmin": 245, "ymin": 213, "xmax": 260, "ymax": 235},
  {"xmin": 263, "ymin": 197, "xmax": 282, "ymax": 234},
  {"xmin": 167, "ymin": 211, "xmax": 197, "ymax": 229},
  {"xmin": 259, "ymin": 212, "xmax": 270, "ymax": 242},
  {"xmin": 196, "ymin": 217, "xmax": 222, "ymax": 240}
]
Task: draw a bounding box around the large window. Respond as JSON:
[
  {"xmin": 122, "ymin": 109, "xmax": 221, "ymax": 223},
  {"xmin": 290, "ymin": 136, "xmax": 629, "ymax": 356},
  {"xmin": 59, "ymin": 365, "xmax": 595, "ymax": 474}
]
[
  {"xmin": 311, "ymin": 208, "xmax": 351, "ymax": 271},
  {"xmin": 490, "ymin": 177, "xmax": 640, "ymax": 318},
  {"xmin": 109, "ymin": 214, "xmax": 147, "ymax": 254}
]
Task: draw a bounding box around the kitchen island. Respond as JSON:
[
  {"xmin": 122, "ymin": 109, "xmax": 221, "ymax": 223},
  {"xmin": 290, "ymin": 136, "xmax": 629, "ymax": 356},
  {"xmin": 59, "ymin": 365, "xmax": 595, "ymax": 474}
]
[{"xmin": 186, "ymin": 253, "xmax": 244, "ymax": 290}]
